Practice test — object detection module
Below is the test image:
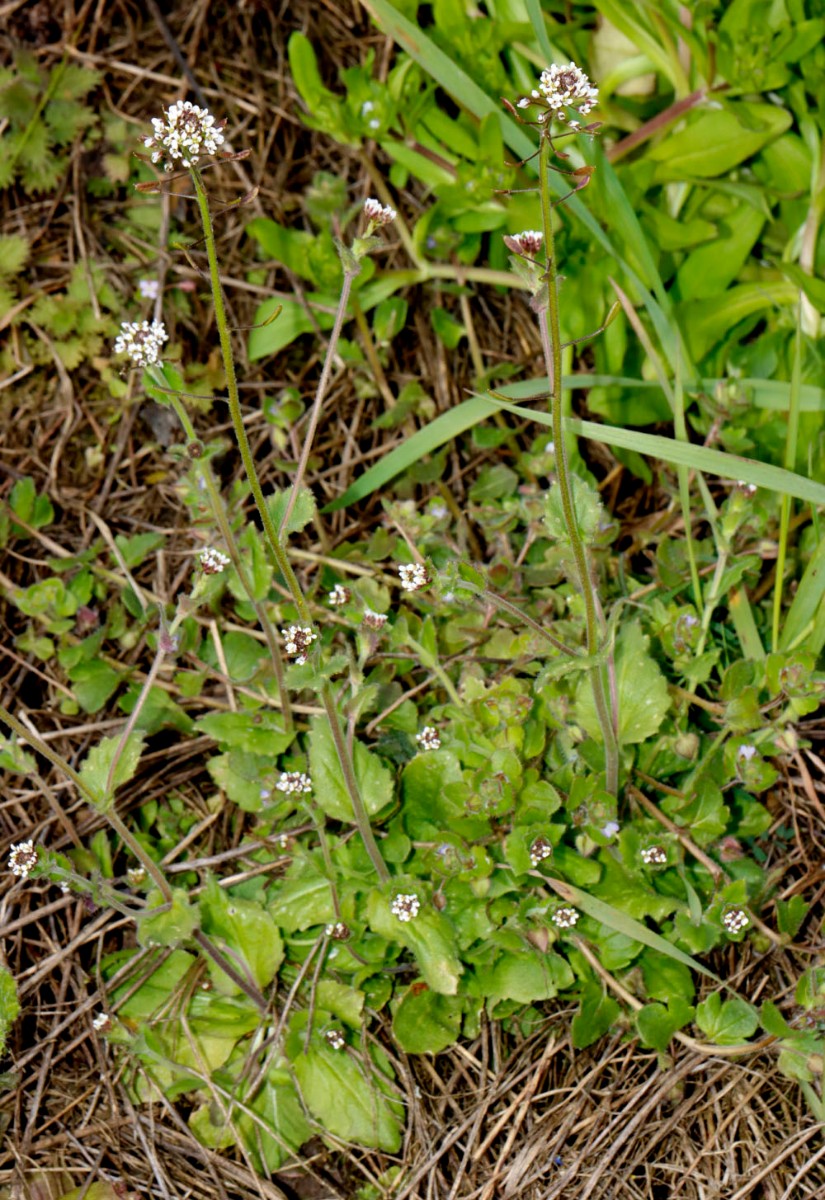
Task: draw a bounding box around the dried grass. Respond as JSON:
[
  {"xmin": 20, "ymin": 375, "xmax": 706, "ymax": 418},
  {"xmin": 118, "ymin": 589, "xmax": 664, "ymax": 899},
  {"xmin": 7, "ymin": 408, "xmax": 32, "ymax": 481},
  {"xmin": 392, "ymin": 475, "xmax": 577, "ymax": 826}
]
[{"xmin": 1, "ymin": 1, "xmax": 824, "ymax": 1197}]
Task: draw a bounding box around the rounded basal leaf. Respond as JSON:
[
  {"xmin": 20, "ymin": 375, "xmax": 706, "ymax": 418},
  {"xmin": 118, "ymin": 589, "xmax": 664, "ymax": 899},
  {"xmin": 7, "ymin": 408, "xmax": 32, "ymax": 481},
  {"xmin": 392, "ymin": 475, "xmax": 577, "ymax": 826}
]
[
  {"xmin": 200, "ymin": 875, "xmax": 284, "ymax": 991},
  {"xmin": 485, "ymin": 949, "xmax": 574, "ymax": 1004},
  {"xmin": 695, "ymin": 993, "xmax": 759, "ymax": 1045},
  {"xmin": 575, "ymin": 622, "xmax": 670, "ymax": 746},
  {"xmin": 309, "ymin": 716, "xmax": 393, "ymax": 822},
  {"xmin": 392, "ymin": 986, "xmax": 463, "ymax": 1054}
]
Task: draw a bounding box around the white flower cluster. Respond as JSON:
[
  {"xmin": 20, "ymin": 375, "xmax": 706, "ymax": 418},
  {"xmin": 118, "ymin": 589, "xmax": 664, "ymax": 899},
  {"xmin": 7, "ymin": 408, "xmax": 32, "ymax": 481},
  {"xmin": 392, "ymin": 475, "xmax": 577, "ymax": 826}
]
[
  {"xmin": 200, "ymin": 546, "xmax": 230, "ymax": 575},
  {"xmin": 325, "ymin": 1028, "xmax": 346, "ymax": 1050},
  {"xmin": 361, "ymin": 100, "xmax": 381, "ymax": 131},
  {"xmin": 416, "ymin": 726, "xmax": 441, "ymax": 752},
  {"xmin": 328, "ymin": 583, "xmax": 350, "ymax": 607},
  {"xmin": 723, "ymin": 907, "xmax": 749, "ymax": 934},
  {"xmin": 143, "ymin": 101, "xmax": 225, "ymax": 171},
  {"xmin": 8, "ymin": 840, "xmax": 37, "ymax": 878},
  {"xmin": 641, "ymin": 845, "xmax": 667, "ymax": 866},
  {"xmin": 529, "ymin": 837, "xmax": 553, "ymax": 867},
  {"xmin": 114, "ymin": 319, "xmax": 168, "ymax": 368},
  {"xmin": 507, "ymin": 230, "xmax": 544, "ymax": 258},
  {"xmin": 281, "ymin": 625, "xmax": 317, "ymax": 664},
  {"xmin": 325, "ymin": 921, "xmax": 350, "ymax": 940},
  {"xmin": 92, "ymin": 1012, "xmax": 111, "ymax": 1031},
  {"xmin": 364, "ymin": 197, "xmax": 396, "ymax": 226},
  {"xmin": 518, "ymin": 62, "xmax": 598, "ymax": 117},
  {"xmin": 276, "ymin": 771, "xmax": 312, "ymax": 795},
  {"xmin": 398, "ymin": 563, "xmax": 428, "ymax": 592},
  {"xmin": 362, "ymin": 608, "xmax": 388, "ymax": 630},
  {"xmin": 391, "ymin": 892, "xmax": 420, "ymax": 922},
  {"xmin": 552, "ymin": 906, "xmax": 579, "ymax": 929}
]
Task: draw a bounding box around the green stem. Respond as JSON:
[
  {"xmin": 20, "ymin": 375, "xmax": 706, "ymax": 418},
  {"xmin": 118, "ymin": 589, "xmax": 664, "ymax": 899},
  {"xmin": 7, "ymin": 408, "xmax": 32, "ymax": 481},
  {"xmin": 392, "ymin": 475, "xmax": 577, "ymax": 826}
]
[
  {"xmin": 167, "ymin": 392, "xmax": 292, "ymax": 731},
  {"xmin": 537, "ymin": 134, "xmax": 618, "ymax": 796},
  {"xmin": 279, "ymin": 267, "xmax": 358, "ymax": 538},
  {"xmin": 190, "ymin": 167, "xmax": 386, "ymax": 881},
  {"xmin": 190, "ymin": 167, "xmax": 309, "ymax": 624},
  {"xmin": 0, "ymin": 703, "xmax": 172, "ymax": 901}
]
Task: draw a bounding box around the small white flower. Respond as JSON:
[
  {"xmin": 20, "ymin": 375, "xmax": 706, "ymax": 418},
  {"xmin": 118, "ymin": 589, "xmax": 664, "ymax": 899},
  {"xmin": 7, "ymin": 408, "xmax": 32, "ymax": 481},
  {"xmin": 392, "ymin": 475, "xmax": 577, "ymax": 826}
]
[
  {"xmin": 391, "ymin": 892, "xmax": 420, "ymax": 922},
  {"xmin": 416, "ymin": 726, "xmax": 441, "ymax": 752},
  {"xmin": 200, "ymin": 546, "xmax": 230, "ymax": 575},
  {"xmin": 398, "ymin": 563, "xmax": 429, "ymax": 593},
  {"xmin": 536, "ymin": 62, "xmax": 598, "ymax": 116},
  {"xmin": 59, "ymin": 881, "xmax": 71, "ymax": 894},
  {"xmin": 361, "ymin": 101, "xmax": 375, "ymax": 115},
  {"xmin": 138, "ymin": 278, "xmax": 160, "ymax": 300},
  {"xmin": 369, "ymin": 118, "xmax": 381, "ymax": 130},
  {"xmin": 8, "ymin": 841, "xmax": 37, "ymax": 878},
  {"xmin": 601, "ymin": 821, "xmax": 619, "ymax": 839},
  {"xmin": 544, "ymin": 440, "xmax": 556, "ymax": 455},
  {"xmin": 93, "ymin": 1012, "xmax": 111, "ymax": 1031},
  {"xmin": 736, "ymin": 480, "xmax": 757, "ymax": 495},
  {"xmin": 143, "ymin": 100, "xmax": 225, "ymax": 171},
  {"xmin": 517, "ymin": 97, "xmax": 531, "ymax": 109},
  {"xmin": 127, "ymin": 867, "xmax": 146, "ymax": 888},
  {"xmin": 506, "ymin": 230, "xmax": 544, "ymax": 258},
  {"xmin": 552, "ymin": 906, "xmax": 579, "ymax": 929},
  {"xmin": 737, "ymin": 744, "xmax": 757, "ymax": 762},
  {"xmin": 364, "ymin": 197, "xmax": 396, "ymax": 226},
  {"xmin": 276, "ymin": 771, "xmax": 312, "ymax": 795},
  {"xmin": 325, "ymin": 921, "xmax": 350, "ymax": 940},
  {"xmin": 328, "ymin": 583, "xmax": 350, "ymax": 607},
  {"xmin": 429, "ymin": 503, "xmax": 449, "ymax": 520},
  {"xmin": 281, "ymin": 625, "xmax": 317, "ymax": 663},
  {"xmin": 641, "ymin": 845, "xmax": 667, "ymax": 866},
  {"xmin": 325, "ymin": 1028, "xmax": 346, "ymax": 1050},
  {"xmin": 114, "ymin": 319, "xmax": 168, "ymax": 368},
  {"xmin": 529, "ymin": 837, "xmax": 553, "ymax": 867},
  {"xmin": 362, "ymin": 608, "xmax": 388, "ymax": 630},
  {"xmin": 722, "ymin": 907, "xmax": 749, "ymax": 934}
]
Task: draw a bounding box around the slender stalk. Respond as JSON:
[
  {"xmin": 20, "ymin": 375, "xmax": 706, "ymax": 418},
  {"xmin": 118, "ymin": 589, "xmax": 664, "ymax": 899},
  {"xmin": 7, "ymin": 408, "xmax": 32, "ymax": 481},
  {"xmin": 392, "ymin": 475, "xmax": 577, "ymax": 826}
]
[
  {"xmin": 167, "ymin": 392, "xmax": 292, "ymax": 730},
  {"xmin": 0, "ymin": 702, "xmax": 172, "ymax": 901},
  {"xmin": 189, "ymin": 167, "xmax": 386, "ymax": 881},
  {"xmin": 190, "ymin": 167, "xmax": 309, "ymax": 624},
  {"xmin": 537, "ymin": 134, "xmax": 618, "ymax": 796},
  {"xmin": 279, "ymin": 266, "xmax": 358, "ymax": 538}
]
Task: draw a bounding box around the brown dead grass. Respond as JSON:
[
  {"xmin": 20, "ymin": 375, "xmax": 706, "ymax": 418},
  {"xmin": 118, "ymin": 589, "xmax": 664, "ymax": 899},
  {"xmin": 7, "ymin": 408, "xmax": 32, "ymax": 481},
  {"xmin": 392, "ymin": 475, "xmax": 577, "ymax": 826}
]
[{"xmin": 1, "ymin": 1, "xmax": 825, "ymax": 1197}]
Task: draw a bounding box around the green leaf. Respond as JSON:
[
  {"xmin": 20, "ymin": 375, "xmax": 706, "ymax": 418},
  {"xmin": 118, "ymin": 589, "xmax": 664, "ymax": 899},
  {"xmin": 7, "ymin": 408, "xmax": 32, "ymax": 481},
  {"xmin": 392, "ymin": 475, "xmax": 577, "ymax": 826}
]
[
  {"xmin": 576, "ymin": 622, "xmax": 670, "ymax": 747},
  {"xmin": 206, "ymin": 750, "xmax": 270, "ymax": 812},
  {"xmin": 486, "ymin": 949, "xmax": 574, "ymax": 1004},
  {"xmin": 200, "ymin": 876, "xmax": 284, "ymax": 991},
  {"xmin": 233, "ymin": 1068, "xmax": 312, "ymax": 1173},
  {"xmin": 77, "ymin": 731, "xmax": 145, "ymax": 807},
  {"xmin": 0, "ymin": 233, "xmax": 29, "ymax": 277},
  {"xmin": 68, "ymin": 659, "xmax": 120, "ymax": 713},
  {"xmin": 431, "ymin": 307, "xmax": 465, "ymax": 349},
  {"xmin": 200, "ymin": 630, "xmax": 268, "ymax": 683},
  {"xmin": 269, "ymin": 859, "xmax": 335, "ymax": 932},
  {"xmin": 114, "ymin": 531, "xmax": 165, "ymax": 568},
  {"xmin": 641, "ymin": 949, "xmax": 695, "ymax": 1005},
  {"xmin": 195, "ymin": 711, "xmax": 292, "ymax": 756},
  {"xmin": 287, "ymin": 1014, "xmax": 403, "ymax": 1152},
  {"xmin": 316, "ymin": 980, "xmax": 364, "ymax": 1028},
  {"xmin": 309, "ymin": 715, "xmax": 394, "ymax": 823},
  {"xmin": 676, "ymin": 205, "xmax": 765, "ymax": 302},
  {"xmin": 392, "ymin": 986, "xmax": 463, "ymax": 1053},
  {"xmin": 266, "ymin": 487, "xmax": 317, "ymax": 538},
  {"xmin": 780, "ymin": 535, "xmax": 825, "ymax": 653},
  {"xmin": 636, "ymin": 998, "xmax": 694, "ymax": 1052},
  {"xmin": 647, "ymin": 102, "xmax": 791, "ymax": 182},
  {"xmin": 695, "ymin": 993, "xmax": 759, "ymax": 1045},
  {"xmin": 367, "ymin": 891, "xmax": 463, "ymax": 995},
  {"xmin": 572, "ymin": 978, "xmax": 621, "ymax": 1049},
  {"xmin": 0, "ymin": 965, "xmax": 20, "ymax": 1054},
  {"xmin": 138, "ymin": 888, "xmax": 200, "ymax": 949}
]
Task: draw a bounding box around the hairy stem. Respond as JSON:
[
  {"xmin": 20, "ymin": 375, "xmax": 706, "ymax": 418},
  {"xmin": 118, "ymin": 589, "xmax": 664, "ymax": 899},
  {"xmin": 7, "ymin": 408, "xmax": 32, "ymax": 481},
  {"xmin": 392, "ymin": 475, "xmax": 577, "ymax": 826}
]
[{"xmin": 537, "ymin": 134, "xmax": 619, "ymax": 796}]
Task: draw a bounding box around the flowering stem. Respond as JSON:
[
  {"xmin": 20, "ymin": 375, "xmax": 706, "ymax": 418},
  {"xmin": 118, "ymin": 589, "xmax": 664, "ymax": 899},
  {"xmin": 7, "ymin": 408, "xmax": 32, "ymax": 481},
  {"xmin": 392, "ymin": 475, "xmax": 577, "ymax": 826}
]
[
  {"xmin": 190, "ymin": 167, "xmax": 310, "ymax": 625},
  {"xmin": 537, "ymin": 133, "xmax": 618, "ymax": 796},
  {"xmin": 166, "ymin": 392, "xmax": 292, "ymax": 731},
  {"xmin": 279, "ymin": 265, "xmax": 358, "ymax": 539},
  {"xmin": 189, "ymin": 168, "xmax": 386, "ymax": 882}
]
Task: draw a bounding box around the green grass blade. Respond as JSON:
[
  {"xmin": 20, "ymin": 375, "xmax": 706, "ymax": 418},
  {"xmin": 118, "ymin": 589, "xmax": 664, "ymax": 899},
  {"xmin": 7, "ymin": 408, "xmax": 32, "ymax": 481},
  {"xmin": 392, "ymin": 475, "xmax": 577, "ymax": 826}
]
[
  {"xmin": 524, "ymin": 0, "xmax": 555, "ymax": 64},
  {"xmin": 772, "ymin": 306, "xmax": 804, "ymax": 650},
  {"xmin": 559, "ymin": 882, "xmax": 720, "ymax": 982},
  {"xmin": 779, "ymin": 533, "xmax": 825, "ymax": 653},
  {"xmin": 326, "ymin": 387, "xmax": 825, "ymax": 511}
]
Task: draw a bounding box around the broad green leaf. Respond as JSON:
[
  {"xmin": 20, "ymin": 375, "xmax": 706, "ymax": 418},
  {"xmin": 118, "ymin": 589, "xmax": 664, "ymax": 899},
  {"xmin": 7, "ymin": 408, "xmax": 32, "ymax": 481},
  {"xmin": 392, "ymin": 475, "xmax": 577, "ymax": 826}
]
[
  {"xmin": 107, "ymin": 948, "xmax": 197, "ymax": 1015},
  {"xmin": 695, "ymin": 993, "xmax": 759, "ymax": 1045},
  {"xmin": 77, "ymin": 731, "xmax": 145, "ymax": 806},
  {"xmin": 367, "ymin": 891, "xmax": 462, "ymax": 995},
  {"xmin": 287, "ymin": 1015, "xmax": 402, "ymax": 1152},
  {"xmin": 678, "ymin": 281, "xmax": 799, "ymax": 361},
  {"xmin": 266, "ymin": 487, "xmax": 317, "ymax": 538},
  {"xmin": 316, "ymin": 980, "xmax": 364, "ymax": 1028},
  {"xmin": 246, "ymin": 219, "xmax": 316, "ymax": 282},
  {"xmin": 200, "ymin": 876, "xmax": 284, "ymax": 991},
  {"xmin": 392, "ymin": 986, "xmax": 463, "ymax": 1053},
  {"xmin": 68, "ymin": 659, "xmax": 120, "ymax": 713},
  {"xmin": 200, "ymin": 630, "xmax": 268, "ymax": 683},
  {"xmin": 676, "ymin": 204, "xmax": 765, "ymax": 301},
  {"xmin": 571, "ymin": 978, "xmax": 621, "ymax": 1049},
  {"xmin": 636, "ymin": 998, "xmax": 694, "ymax": 1052},
  {"xmin": 641, "ymin": 949, "xmax": 695, "ymax": 1005},
  {"xmin": 195, "ymin": 711, "xmax": 292, "ymax": 756},
  {"xmin": 138, "ymin": 888, "xmax": 200, "ymax": 949},
  {"xmin": 269, "ymin": 860, "xmax": 335, "ymax": 931},
  {"xmin": 206, "ymin": 750, "xmax": 269, "ymax": 812},
  {"xmin": 235, "ymin": 1068, "xmax": 312, "ymax": 1173},
  {"xmin": 576, "ymin": 622, "xmax": 670, "ymax": 747},
  {"xmin": 647, "ymin": 102, "xmax": 791, "ymax": 181},
  {"xmin": 309, "ymin": 715, "xmax": 394, "ymax": 822},
  {"xmin": 487, "ymin": 949, "xmax": 574, "ymax": 1004}
]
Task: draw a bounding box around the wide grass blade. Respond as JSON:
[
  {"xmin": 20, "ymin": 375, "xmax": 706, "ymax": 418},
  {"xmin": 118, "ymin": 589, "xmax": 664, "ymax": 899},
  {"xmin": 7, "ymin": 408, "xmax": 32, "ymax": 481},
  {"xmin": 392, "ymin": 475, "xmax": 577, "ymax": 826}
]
[
  {"xmin": 772, "ymin": 307, "xmax": 804, "ymax": 650},
  {"xmin": 326, "ymin": 387, "xmax": 825, "ymax": 511}
]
